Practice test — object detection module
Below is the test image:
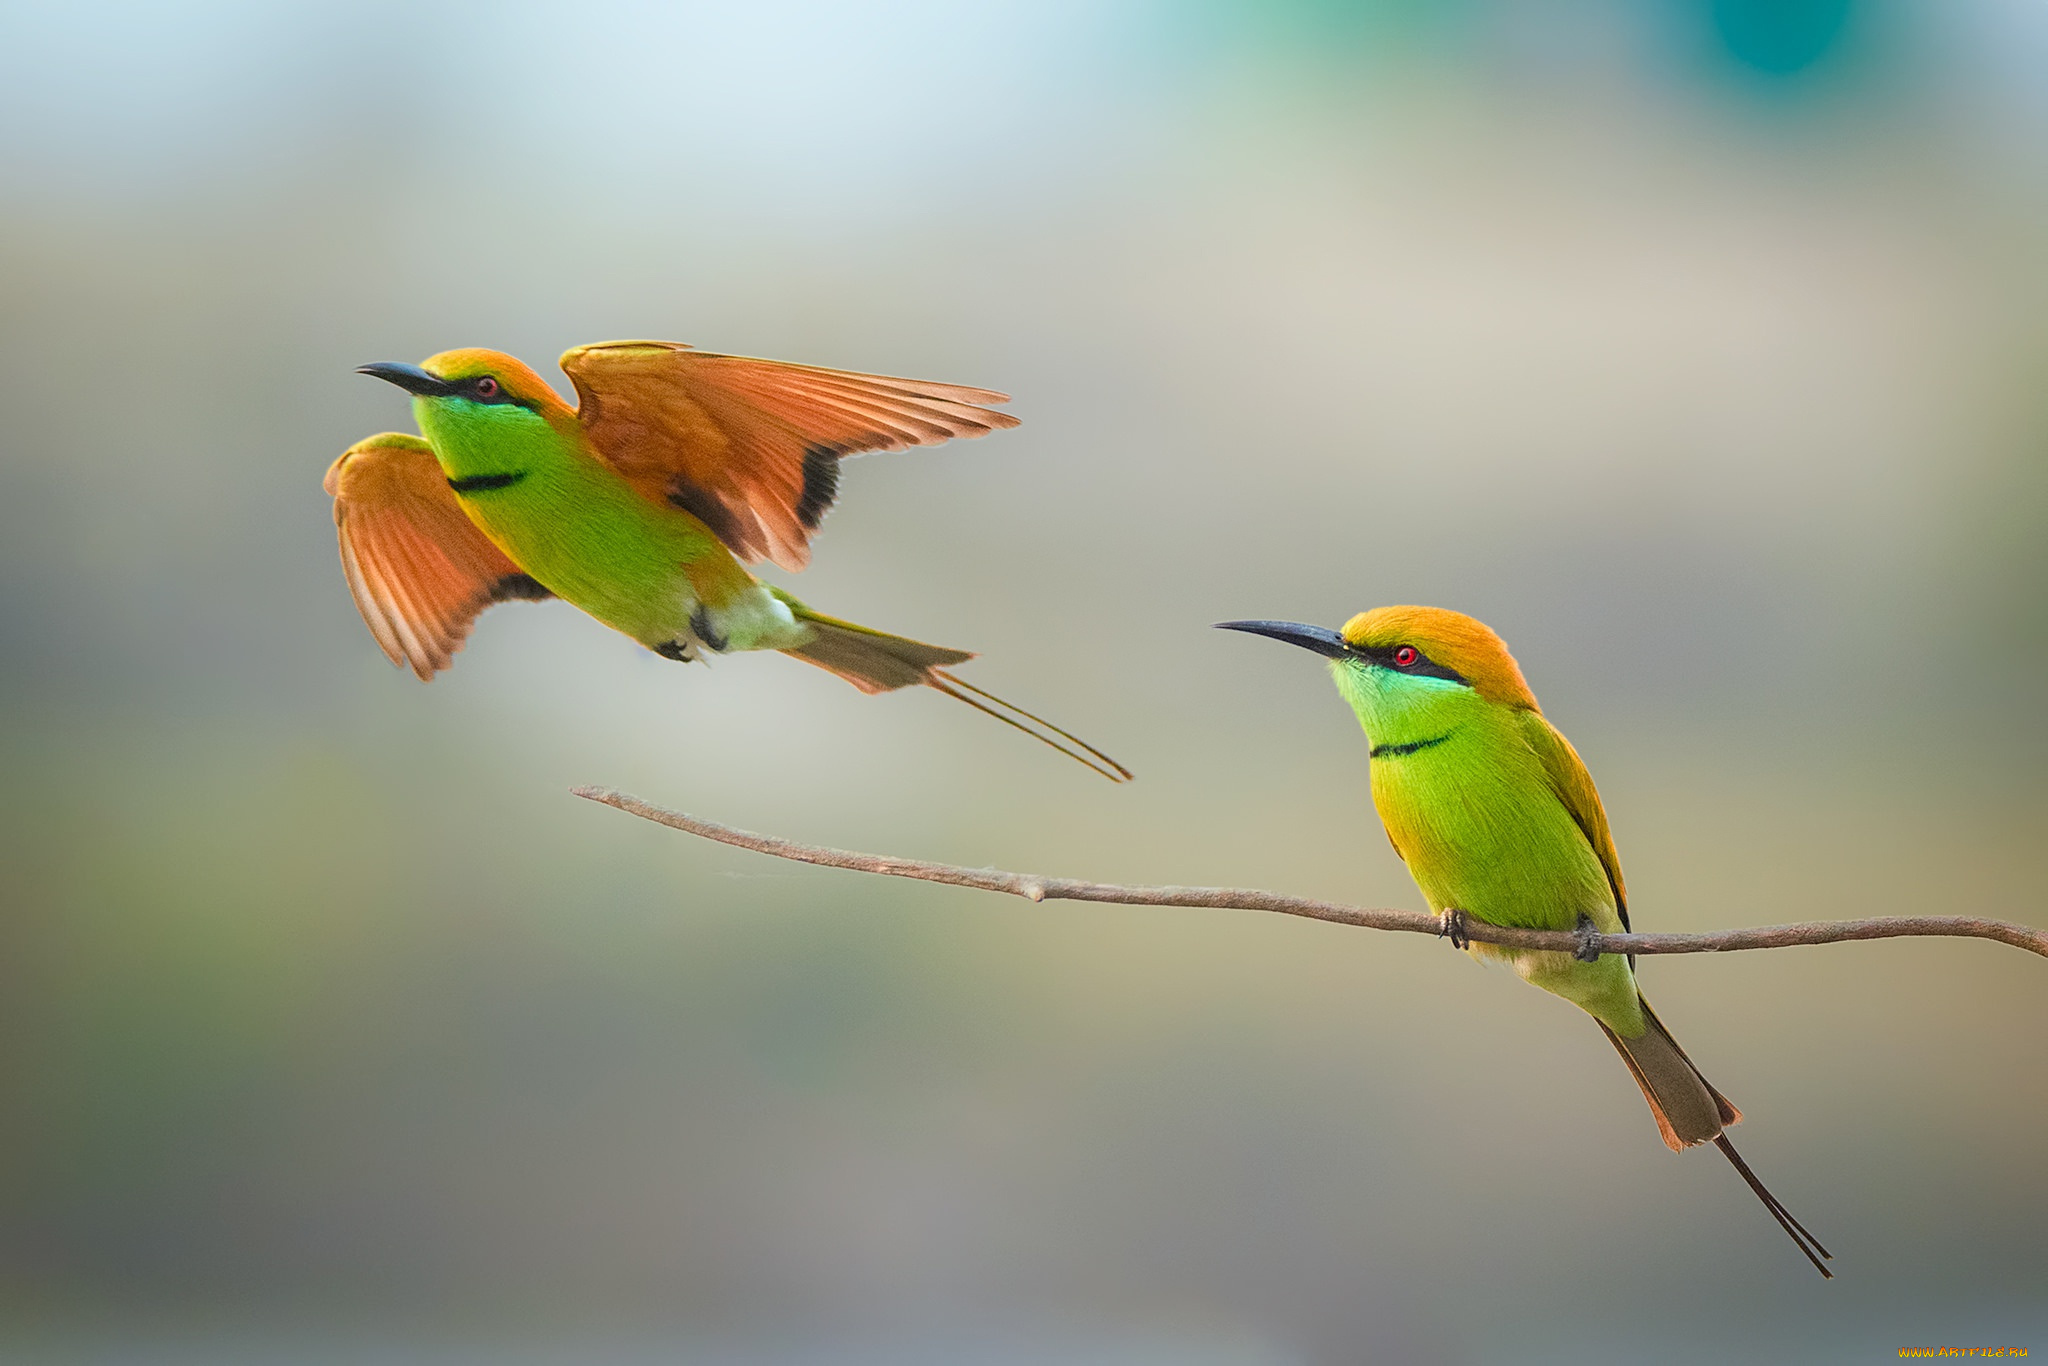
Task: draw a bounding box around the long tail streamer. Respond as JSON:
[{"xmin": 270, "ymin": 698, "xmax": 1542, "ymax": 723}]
[
  {"xmin": 1715, "ymin": 1134, "xmax": 1833, "ymax": 1278},
  {"xmin": 927, "ymin": 670, "xmax": 1133, "ymax": 783}
]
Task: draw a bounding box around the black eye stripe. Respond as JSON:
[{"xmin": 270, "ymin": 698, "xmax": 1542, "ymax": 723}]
[
  {"xmin": 460, "ymin": 376, "xmax": 538, "ymax": 411},
  {"xmin": 1353, "ymin": 643, "xmax": 1469, "ymax": 686}
]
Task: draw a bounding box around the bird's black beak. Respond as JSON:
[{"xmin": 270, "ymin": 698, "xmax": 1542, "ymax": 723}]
[
  {"xmin": 1215, "ymin": 619, "xmax": 1352, "ymax": 658},
  {"xmin": 357, "ymin": 362, "xmax": 460, "ymax": 397}
]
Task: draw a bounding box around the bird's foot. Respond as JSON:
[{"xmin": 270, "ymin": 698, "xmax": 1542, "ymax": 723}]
[
  {"xmin": 1438, "ymin": 907, "xmax": 1471, "ymax": 951},
  {"xmin": 689, "ymin": 605, "xmax": 730, "ymax": 654},
  {"xmin": 1572, "ymin": 912, "xmax": 1604, "ymax": 963}
]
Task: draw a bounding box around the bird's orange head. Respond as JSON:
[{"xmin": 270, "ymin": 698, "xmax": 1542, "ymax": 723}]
[
  {"xmin": 1338, "ymin": 606, "xmax": 1538, "ymax": 711},
  {"xmin": 356, "ymin": 348, "xmax": 573, "ymax": 417},
  {"xmin": 1217, "ymin": 605, "xmax": 1539, "ymax": 713}
]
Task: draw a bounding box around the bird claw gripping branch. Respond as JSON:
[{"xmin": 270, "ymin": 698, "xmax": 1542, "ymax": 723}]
[{"xmin": 1573, "ymin": 912, "xmax": 1606, "ymax": 963}]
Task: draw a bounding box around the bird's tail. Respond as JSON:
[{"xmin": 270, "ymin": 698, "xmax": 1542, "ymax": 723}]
[
  {"xmin": 1599, "ymin": 996, "xmax": 1737, "ymax": 1152},
  {"xmin": 1600, "ymin": 997, "xmax": 1832, "ymax": 1278},
  {"xmin": 775, "ymin": 597, "xmax": 1131, "ymax": 782}
]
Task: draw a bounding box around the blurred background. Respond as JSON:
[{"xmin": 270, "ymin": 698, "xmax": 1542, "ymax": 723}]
[{"xmin": 2, "ymin": 1, "xmax": 2045, "ymax": 1361}]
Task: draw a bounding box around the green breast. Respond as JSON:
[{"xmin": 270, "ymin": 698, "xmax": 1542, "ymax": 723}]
[
  {"xmin": 1368, "ymin": 707, "xmax": 1617, "ymax": 934},
  {"xmin": 1371, "ymin": 713, "xmax": 1642, "ymax": 1030},
  {"xmin": 416, "ymin": 398, "xmax": 720, "ymax": 645}
]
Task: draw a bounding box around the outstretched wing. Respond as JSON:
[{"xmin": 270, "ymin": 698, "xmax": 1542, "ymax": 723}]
[
  {"xmin": 1519, "ymin": 710, "xmax": 1631, "ymax": 930},
  {"xmin": 324, "ymin": 432, "xmax": 552, "ymax": 680},
  {"xmin": 559, "ymin": 340, "xmax": 1019, "ymax": 572}
]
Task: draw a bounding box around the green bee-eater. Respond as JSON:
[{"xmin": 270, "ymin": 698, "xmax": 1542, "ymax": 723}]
[
  {"xmin": 1219, "ymin": 606, "xmax": 1830, "ymax": 1276},
  {"xmin": 325, "ymin": 341, "xmax": 1127, "ymax": 780}
]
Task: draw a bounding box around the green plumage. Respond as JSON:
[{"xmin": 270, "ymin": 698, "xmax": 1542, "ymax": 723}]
[
  {"xmin": 329, "ymin": 344, "xmax": 1131, "ymax": 780},
  {"xmin": 1331, "ymin": 661, "xmax": 1645, "ymax": 1037},
  {"xmin": 1218, "ymin": 608, "xmax": 1831, "ymax": 1275},
  {"xmin": 416, "ymin": 397, "xmax": 805, "ymax": 654}
]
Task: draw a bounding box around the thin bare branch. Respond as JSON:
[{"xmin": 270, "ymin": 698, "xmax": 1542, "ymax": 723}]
[{"xmin": 572, "ymin": 787, "xmax": 2048, "ymax": 962}]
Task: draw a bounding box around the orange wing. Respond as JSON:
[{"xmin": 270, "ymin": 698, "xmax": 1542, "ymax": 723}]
[
  {"xmin": 559, "ymin": 340, "xmax": 1020, "ymax": 572},
  {"xmin": 323, "ymin": 433, "xmax": 552, "ymax": 680}
]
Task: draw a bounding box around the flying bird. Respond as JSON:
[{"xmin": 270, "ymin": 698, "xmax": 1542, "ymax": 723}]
[
  {"xmin": 326, "ymin": 341, "xmax": 1128, "ymax": 780},
  {"xmin": 1218, "ymin": 606, "xmax": 1830, "ymax": 1276}
]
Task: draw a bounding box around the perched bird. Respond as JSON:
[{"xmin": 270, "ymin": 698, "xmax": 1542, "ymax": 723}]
[
  {"xmin": 327, "ymin": 341, "xmax": 1128, "ymax": 780},
  {"xmin": 1218, "ymin": 607, "xmax": 1830, "ymax": 1276}
]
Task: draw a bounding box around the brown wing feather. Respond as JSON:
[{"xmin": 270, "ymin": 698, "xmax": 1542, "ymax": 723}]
[
  {"xmin": 324, "ymin": 433, "xmax": 551, "ymax": 680},
  {"xmin": 560, "ymin": 340, "xmax": 1019, "ymax": 571},
  {"xmin": 1518, "ymin": 711, "xmax": 1630, "ymax": 930}
]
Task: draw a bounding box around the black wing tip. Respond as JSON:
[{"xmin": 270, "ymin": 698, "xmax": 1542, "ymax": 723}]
[
  {"xmin": 666, "ymin": 479, "xmax": 746, "ymax": 547},
  {"xmin": 797, "ymin": 444, "xmax": 842, "ymax": 531},
  {"xmin": 489, "ymin": 573, "xmax": 554, "ymax": 604}
]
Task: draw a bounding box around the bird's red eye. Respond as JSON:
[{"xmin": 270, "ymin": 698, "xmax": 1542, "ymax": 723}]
[
  {"xmin": 1393, "ymin": 646, "xmax": 1419, "ymax": 668},
  {"xmin": 474, "ymin": 376, "xmax": 499, "ymax": 399}
]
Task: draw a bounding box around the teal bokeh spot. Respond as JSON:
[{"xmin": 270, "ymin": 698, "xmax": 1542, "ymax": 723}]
[{"xmin": 1710, "ymin": 0, "xmax": 1854, "ymax": 74}]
